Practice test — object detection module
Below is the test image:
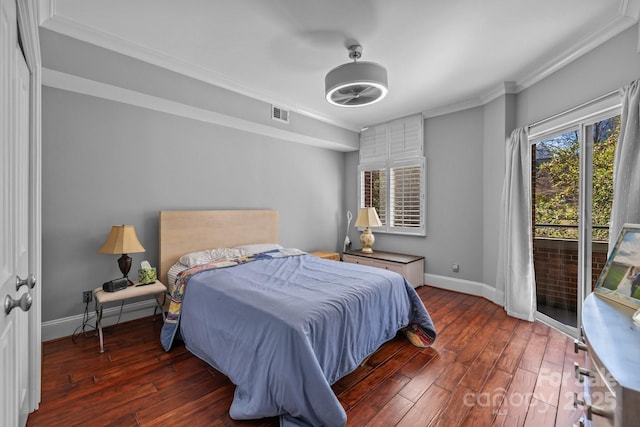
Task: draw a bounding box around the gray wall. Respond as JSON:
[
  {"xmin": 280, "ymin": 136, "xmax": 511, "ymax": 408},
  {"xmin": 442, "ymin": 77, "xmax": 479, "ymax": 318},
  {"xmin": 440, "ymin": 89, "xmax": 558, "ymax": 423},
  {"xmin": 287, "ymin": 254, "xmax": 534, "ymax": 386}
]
[
  {"xmin": 345, "ymin": 23, "xmax": 639, "ymax": 291},
  {"xmin": 40, "ymin": 31, "xmax": 355, "ymax": 324},
  {"xmin": 40, "ymin": 22, "xmax": 640, "ymax": 327},
  {"xmin": 344, "ymin": 107, "xmax": 486, "ymax": 282},
  {"xmin": 482, "ymin": 93, "xmax": 516, "ymax": 288},
  {"xmin": 516, "ymin": 24, "xmax": 640, "ymax": 127}
]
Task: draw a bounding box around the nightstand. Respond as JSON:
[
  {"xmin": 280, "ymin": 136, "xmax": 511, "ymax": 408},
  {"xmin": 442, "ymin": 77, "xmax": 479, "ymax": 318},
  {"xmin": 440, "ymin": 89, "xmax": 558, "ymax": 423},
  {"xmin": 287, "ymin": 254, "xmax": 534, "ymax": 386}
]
[
  {"xmin": 93, "ymin": 281, "xmax": 167, "ymax": 353},
  {"xmin": 310, "ymin": 251, "xmax": 341, "ymax": 261},
  {"xmin": 343, "ymin": 250, "xmax": 424, "ymax": 288}
]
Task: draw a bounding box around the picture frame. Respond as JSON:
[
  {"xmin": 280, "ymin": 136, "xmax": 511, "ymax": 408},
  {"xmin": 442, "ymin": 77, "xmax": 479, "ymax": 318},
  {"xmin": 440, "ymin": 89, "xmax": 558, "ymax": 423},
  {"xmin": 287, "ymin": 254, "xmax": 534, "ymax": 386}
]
[{"xmin": 594, "ymin": 223, "xmax": 640, "ymax": 309}]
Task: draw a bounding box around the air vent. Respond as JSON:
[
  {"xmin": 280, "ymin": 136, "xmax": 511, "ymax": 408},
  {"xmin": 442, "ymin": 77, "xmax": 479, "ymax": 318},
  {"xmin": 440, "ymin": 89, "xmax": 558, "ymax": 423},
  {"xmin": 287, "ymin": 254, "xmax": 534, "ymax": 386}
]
[{"xmin": 271, "ymin": 105, "xmax": 289, "ymax": 123}]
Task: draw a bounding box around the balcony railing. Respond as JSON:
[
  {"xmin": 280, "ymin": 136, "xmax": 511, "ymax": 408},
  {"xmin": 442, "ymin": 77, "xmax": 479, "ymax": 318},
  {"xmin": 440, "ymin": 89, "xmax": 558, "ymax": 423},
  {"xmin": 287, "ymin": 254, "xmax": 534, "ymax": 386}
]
[
  {"xmin": 533, "ymin": 223, "xmax": 610, "ymax": 317},
  {"xmin": 535, "ymin": 223, "xmax": 609, "ymax": 242}
]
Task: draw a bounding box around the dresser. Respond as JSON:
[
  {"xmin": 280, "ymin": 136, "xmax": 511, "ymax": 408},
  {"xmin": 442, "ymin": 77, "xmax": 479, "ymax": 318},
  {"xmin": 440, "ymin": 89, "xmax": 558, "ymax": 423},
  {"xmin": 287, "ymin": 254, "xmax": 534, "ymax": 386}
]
[
  {"xmin": 342, "ymin": 250, "xmax": 424, "ymax": 288},
  {"xmin": 574, "ymin": 293, "xmax": 640, "ymax": 426}
]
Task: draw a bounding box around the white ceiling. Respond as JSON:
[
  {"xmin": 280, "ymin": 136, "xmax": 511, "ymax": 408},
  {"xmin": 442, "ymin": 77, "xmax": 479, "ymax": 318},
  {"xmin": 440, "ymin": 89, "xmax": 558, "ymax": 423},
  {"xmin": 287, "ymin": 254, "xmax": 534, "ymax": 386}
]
[{"xmin": 39, "ymin": 0, "xmax": 639, "ymax": 131}]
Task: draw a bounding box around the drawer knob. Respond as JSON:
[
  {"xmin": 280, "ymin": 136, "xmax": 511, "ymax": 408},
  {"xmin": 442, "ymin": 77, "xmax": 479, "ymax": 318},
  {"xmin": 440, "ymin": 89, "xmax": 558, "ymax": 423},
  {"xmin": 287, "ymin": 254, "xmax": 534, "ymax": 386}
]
[
  {"xmin": 573, "ymin": 417, "xmax": 586, "ymax": 427},
  {"xmin": 574, "ymin": 339, "xmax": 587, "ymax": 353},
  {"xmin": 574, "ymin": 362, "xmax": 594, "ymax": 383},
  {"xmin": 573, "ymin": 392, "xmax": 610, "ymax": 420}
]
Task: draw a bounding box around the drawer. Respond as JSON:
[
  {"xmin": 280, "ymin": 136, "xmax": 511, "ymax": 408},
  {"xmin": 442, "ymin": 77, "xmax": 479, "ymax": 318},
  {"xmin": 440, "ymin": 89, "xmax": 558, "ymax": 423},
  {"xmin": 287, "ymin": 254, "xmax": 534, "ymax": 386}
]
[
  {"xmin": 575, "ymin": 355, "xmax": 615, "ymax": 427},
  {"xmin": 344, "ymin": 254, "xmax": 422, "ymax": 288},
  {"xmin": 343, "ymin": 254, "xmax": 377, "ymax": 267},
  {"xmin": 373, "ymin": 260, "xmax": 404, "ymax": 275}
]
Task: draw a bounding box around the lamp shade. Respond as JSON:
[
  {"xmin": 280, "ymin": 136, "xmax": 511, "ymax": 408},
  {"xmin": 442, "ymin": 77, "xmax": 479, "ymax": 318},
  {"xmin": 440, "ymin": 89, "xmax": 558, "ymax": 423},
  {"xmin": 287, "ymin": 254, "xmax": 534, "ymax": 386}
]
[
  {"xmin": 354, "ymin": 207, "xmax": 382, "ymax": 228},
  {"xmin": 98, "ymin": 225, "xmax": 145, "ymax": 254}
]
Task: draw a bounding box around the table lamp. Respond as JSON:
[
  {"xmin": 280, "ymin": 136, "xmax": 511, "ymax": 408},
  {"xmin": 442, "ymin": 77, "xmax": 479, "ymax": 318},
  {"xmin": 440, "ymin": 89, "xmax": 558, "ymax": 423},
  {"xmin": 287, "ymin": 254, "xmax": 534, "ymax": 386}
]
[
  {"xmin": 99, "ymin": 225, "xmax": 145, "ymax": 285},
  {"xmin": 354, "ymin": 207, "xmax": 382, "ymax": 253}
]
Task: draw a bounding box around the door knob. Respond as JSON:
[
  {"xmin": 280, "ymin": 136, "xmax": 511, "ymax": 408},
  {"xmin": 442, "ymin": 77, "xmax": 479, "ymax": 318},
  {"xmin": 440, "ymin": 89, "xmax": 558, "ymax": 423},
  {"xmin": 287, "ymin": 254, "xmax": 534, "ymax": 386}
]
[
  {"xmin": 16, "ymin": 274, "xmax": 36, "ymax": 291},
  {"xmin": 4, "ymin": 293, "xmax": 32, "ymax": 315}
]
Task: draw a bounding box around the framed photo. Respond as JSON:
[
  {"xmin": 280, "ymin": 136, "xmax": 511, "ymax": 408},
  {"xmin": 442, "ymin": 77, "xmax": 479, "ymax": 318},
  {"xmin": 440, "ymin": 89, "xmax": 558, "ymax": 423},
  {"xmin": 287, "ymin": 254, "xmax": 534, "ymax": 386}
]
[{"xmin": 594, "ymin": 223, "xmax": 640, "ymax": 309}]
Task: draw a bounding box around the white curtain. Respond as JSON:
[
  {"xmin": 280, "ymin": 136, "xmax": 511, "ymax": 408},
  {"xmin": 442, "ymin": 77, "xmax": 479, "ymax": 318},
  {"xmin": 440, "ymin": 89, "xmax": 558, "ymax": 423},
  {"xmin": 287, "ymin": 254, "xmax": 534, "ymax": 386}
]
[
  {"xmin": 609, "ymin": 80, "xmax": 640, "ymax": 251},
  {"xmin": 496, "ymin": 127, "xmax": 536, "ymax": 321}
]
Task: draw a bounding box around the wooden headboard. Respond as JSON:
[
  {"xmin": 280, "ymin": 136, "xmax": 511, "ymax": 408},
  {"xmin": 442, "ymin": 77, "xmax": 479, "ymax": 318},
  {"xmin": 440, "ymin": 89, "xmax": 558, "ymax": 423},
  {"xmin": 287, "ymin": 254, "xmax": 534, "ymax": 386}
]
[{"xmin": 158, "ymin": 210, "xmax": 279, "ymax": 285}]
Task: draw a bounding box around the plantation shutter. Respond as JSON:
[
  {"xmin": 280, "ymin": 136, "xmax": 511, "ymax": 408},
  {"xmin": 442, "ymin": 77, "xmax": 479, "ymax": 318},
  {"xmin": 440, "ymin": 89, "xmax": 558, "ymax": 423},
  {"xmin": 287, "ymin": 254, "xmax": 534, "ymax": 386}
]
[
  {"xmin": 390, "ymin": 160, "xmax": 424, "ymax": 229},
  {"xmin": 389, "ymin": 114, "xmax": 423, "ymax": 159},
  {"xmin": 359, "ymin": 124, "xmax": 388, "ymax": 162},
  {"xmin": 358, "ymin": 114, "xmax": 425, "ymax": 235}
]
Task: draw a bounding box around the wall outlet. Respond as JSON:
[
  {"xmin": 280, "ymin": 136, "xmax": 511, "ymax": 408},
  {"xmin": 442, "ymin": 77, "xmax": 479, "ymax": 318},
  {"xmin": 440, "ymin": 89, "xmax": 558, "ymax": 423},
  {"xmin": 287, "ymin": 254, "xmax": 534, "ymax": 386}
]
[
  {"xmin": 82, "ymin": 291, "xmax": 93, "ymax": 304},
  {"xmin": 452, "ymin": 264, "xmax": 460, "ymax": 273}
]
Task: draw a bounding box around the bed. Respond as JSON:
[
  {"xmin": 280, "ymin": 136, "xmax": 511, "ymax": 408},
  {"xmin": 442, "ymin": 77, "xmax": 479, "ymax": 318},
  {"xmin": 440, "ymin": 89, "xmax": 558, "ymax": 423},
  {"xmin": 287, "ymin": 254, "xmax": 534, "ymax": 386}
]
[{"xmin": 158, "ymin": 210, "xmax": 436, "ymax": 427}]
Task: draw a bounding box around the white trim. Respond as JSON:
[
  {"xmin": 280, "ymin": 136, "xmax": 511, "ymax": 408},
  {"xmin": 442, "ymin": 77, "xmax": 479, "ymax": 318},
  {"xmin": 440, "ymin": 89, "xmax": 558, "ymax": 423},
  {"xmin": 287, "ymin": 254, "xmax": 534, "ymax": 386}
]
[
  {"xmin": 37, "ymin": 1, "xmax": 357, "ymax": 132},
  {"xmin": 424, "ymin": 273, "xmax": 500, "ymax": 304},
  {"xmin": 37, "ymin": 0, "xmax": 639, "ymax": 125},
  {"xmin": 424, "ymin": 6, "xmax": 637, "ymax": 118},
  {"xmin": 42, "ymin": 68, "xmax": 358, "ymax": 152},
  {"xmin": 621, "ymin": 0, "xmax": 640, "ymax": 20},
  {"xmin": 422, "ymin": 98, "xmax": 484, "ymax": 119},
  {"xmin": 37, "ymin": 0, "xmax": 54, "ymax": 24},
  {"xmin": 480, "ymin": 81, "xmax": 518, "ymax": 105},
  {"xmin": 41, "ymin": 299, "xmax": 159, "ymax": 342},
  {"xmin": 535, "ymin": 311, "xmax": 579, "ymax": 339},
  {"xmin": 423, "ymin": 81, "xmax": 517, "ymax": 119},
  {"xmin": 528, "ymin": 91, "xmax": 622, "ymax": 141},
  {"xmin": 517, "ymin": 13, "xmax": 637, "ymax": 91},
  {"xmin": 17, "ymin": 0, "xmax": 42, "ymax": 415}
]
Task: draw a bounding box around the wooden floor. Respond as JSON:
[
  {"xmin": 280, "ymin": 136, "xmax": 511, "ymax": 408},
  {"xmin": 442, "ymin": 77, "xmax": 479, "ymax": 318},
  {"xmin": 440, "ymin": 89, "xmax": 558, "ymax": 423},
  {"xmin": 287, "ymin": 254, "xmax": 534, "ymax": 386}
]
[{"xmin": 28, "ymin": 286, "xmax": 585, "ymax": 426}]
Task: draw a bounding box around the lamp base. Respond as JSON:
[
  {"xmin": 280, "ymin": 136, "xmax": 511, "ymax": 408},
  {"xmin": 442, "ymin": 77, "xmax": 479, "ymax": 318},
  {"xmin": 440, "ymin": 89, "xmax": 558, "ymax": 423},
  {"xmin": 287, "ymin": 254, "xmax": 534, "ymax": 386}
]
[
  {"xmin": 360, "ymin": 228, "xmax": 376, "ymax": 253},
  {"xmin": 117, "ymin": 253, "xmax": 133, "ymax": 286}
]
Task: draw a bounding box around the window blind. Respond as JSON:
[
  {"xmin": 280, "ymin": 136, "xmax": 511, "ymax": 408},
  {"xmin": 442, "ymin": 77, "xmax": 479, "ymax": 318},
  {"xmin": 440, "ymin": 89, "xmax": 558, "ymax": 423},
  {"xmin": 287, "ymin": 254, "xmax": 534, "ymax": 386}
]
[
  {"xmin": 358, "ymin": 114, "xmax": 425, "ymax": 235},
  {"xmin": 390, "ymin": 162, "xmax": 423, "ymax": 228}
]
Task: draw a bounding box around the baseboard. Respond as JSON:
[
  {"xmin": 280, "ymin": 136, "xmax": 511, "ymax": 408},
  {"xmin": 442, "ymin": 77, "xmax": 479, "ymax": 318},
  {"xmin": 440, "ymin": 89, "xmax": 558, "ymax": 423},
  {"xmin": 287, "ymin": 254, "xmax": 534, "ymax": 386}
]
[
  {"xmin": 41, "ymin": 299, "xmax": 159, "ymax": 342},
  {"xmin": 424, "ymin": 273, "xmax": 503, "ymax": 306}
]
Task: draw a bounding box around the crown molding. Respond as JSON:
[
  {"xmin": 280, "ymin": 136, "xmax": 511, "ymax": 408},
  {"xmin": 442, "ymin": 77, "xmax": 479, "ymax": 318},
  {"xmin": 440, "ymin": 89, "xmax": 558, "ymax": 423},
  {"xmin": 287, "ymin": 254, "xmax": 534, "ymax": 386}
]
[
  {"xmin": 39, "ymin": 0, "xmax": 639, "ymax": 126},
  {"xmin": 37, "ymin": 0, "xmax": 54, "ymax": 24},
  {"xmin": 422, "ymin": 98, "xmax": 484, "ymax": 119},
  {"xmin": 423, "ymin": 9, "xmax": 637, "ymax": 120},
  {"xmin": 620, "ymin": 0, "xmax": 640, "ymax": 20},
  {"xmin": 42, "ymin": 68, "xmax": 358, "ymax": 152},
  {"xmin": 37, "ymin": 1, "xmax": 358, "ymax": 132},
  {"xmin": 516, "ymin": 12, "xmax": 638, "ymax": 91},
  {"xmin": 480, "ymin": 81, "xmax": 518, "ymax": 105},
  {"xmin": 619, "ymin": 0, "xmax": 640, "ymax": 51}
]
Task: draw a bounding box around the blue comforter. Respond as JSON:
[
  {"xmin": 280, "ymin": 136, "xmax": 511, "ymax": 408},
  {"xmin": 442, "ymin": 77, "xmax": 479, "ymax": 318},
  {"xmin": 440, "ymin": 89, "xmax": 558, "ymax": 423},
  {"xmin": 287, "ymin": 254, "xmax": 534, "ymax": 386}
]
[{"xmin": 163, "ymin": 252, "xmax": 435, "ymax": 426}]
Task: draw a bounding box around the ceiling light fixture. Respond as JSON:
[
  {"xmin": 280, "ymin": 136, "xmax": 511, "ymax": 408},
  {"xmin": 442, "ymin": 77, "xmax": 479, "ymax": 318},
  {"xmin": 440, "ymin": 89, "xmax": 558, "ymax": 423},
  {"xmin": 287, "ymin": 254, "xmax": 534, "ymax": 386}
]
[{"xmin": 325, "ymin": 44, "xmax": 388, "ymax": 107}]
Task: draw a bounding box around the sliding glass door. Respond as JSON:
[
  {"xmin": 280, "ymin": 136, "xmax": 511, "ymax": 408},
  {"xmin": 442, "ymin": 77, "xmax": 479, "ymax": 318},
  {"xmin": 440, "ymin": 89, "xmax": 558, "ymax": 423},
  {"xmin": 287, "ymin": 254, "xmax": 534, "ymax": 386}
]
[{"xmin": 531, "ymin": 113, "xmax": 619, "ymax": 335}]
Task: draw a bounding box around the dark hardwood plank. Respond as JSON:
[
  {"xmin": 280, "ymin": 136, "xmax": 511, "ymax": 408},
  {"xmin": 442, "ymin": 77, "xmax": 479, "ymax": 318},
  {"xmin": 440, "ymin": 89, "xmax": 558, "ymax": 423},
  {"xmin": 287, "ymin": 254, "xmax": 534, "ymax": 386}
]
[
  {"xmin": 491, "ymin": 368, "xmax": 538, "ymax": 426},
  {"xmin": 396, "ymin": 384, "xmax": 450, "ymax": 427},
  {"xmin": 495, "ymin": 330, "xmax": 530, "ymax": 374},
  {"xmin": 461, "ymin": 366, "xmax": 513, "ymax": 427},
  {"xmin": 346, "ymin": 372, "xmax": 411, "ymax": 426},
  {"xmin": 518, "ymin": 331, "xmax": 549, "ymax": 374},
  {"xmin": 28, "ymin": 286, "xmax": 587, "ymax": 427}
]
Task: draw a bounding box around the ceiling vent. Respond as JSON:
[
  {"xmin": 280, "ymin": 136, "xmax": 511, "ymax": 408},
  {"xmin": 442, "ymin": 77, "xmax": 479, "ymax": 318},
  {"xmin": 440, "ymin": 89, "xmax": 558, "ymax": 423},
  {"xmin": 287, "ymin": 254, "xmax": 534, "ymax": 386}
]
[{"xmin": 271, "ymin": 105, "xmax": 289, "ymax": 123}]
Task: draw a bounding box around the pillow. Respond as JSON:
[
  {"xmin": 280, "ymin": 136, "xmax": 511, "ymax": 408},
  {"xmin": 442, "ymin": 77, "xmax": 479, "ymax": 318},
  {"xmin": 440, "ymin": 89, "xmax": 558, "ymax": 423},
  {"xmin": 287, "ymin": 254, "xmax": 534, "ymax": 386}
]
[
  {"xmin": 179, "ymin": 247, "xmax": 247, "ymax": 268},
  {"xmin": 233, "ymin": 243, "xmax": 283, "ymax": 255}
]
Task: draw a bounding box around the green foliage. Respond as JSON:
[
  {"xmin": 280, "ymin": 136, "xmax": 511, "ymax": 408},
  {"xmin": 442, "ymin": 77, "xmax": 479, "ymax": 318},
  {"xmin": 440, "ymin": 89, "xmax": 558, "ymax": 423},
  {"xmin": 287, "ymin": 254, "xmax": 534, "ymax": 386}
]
[{"xmin": 534, "ymin": 116, "xmax": 619, "ymax": 241}]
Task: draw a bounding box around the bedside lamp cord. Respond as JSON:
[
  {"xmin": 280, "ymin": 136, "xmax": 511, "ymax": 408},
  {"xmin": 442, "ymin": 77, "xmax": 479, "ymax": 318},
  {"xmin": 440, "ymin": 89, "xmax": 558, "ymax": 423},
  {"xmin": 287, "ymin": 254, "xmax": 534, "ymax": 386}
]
[{"xmin": 71, "ymin": 299, "xmax": 125, "ymax": 343}]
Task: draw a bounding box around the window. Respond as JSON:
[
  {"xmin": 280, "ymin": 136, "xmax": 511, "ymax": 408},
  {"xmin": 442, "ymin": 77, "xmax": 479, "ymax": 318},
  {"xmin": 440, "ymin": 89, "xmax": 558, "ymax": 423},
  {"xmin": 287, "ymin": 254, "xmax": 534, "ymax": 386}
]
[
  {"xmin": 529, "ymin": 91, "xmax": 620, "ymax": 336},
  {"xmin": 358, "ymin": 114, "xmax": 425, "ymax": 235}
]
